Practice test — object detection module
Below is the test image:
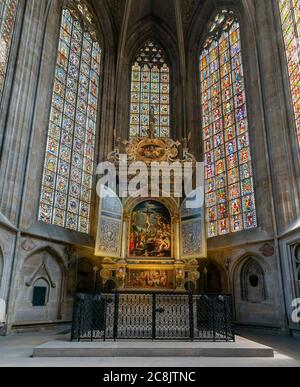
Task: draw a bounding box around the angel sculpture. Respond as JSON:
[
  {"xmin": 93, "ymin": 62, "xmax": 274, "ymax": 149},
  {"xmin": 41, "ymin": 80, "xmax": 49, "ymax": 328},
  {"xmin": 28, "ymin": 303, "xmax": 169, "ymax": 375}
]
[
  {"xmin": 107, "ymin": 132, "xmax": 121, "ymax": 162},
  {"xmin": 182, "ymin": 132, "xmax": 195, "ymax": 162},
  {"xmin": 122, "ymin": 139, "xmax": 136, "ymax": 162}
]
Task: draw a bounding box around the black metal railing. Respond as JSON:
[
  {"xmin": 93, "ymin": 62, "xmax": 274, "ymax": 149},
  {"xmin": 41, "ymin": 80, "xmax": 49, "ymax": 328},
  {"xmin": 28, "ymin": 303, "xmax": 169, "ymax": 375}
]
[{"xmin": 71, "ymin": 292, "xmax": 235, "ymax": 342}]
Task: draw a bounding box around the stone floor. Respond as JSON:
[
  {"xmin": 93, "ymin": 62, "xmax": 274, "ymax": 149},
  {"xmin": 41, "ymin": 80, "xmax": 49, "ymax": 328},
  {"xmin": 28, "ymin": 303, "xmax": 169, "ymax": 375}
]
[{"xmin": 0, "ymin": 328, "xmax": 299, "ymax": 367}]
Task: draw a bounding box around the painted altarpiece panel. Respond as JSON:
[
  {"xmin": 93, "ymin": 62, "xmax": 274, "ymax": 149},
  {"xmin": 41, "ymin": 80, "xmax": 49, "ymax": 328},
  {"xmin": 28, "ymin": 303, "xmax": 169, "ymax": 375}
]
[
  {"xmin": 129, "ymin": 201, "xmax": 172, "ymax": 259},
  {"xmin": 126, "ymin": 269, "xmax": 174, "ymax": 290}
]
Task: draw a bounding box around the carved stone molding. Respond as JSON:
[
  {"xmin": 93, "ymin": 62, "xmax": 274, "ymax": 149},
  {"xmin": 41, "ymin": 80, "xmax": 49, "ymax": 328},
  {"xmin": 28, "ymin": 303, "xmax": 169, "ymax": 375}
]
[
  {"xmin": 21, "ymin": 239, "xmax": 36, "ymax": 252},
  {"xmin": 25, "ymin": 262, "xmax": 56, "ymax": 289}
]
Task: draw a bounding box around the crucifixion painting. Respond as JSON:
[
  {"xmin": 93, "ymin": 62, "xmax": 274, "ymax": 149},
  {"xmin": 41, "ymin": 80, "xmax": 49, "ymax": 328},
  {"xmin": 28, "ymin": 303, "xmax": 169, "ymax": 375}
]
[{"xmin": 129, "ymin": 201, "xmax": 172, "ymax": 258}]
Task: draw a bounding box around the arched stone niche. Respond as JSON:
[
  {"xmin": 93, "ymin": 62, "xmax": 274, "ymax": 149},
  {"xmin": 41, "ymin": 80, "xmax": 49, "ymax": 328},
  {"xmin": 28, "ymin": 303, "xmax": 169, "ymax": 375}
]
[
  {"xmin": 14, "ymin": 249, "xmax": 64, "ymax": 323},
  {"xmin": 241, "ymin": 258, "xmax": 266, "ymax": 303},
  {"xmin": 232, "ymin": 254, "xmax": 281, "ymax": 326}
]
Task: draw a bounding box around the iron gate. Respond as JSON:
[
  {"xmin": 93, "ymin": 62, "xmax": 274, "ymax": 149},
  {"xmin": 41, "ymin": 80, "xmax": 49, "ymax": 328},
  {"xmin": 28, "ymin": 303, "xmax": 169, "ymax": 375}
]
[{"xmin": 71, "ymin": 292, "xmax": 235, "ymax": 342}]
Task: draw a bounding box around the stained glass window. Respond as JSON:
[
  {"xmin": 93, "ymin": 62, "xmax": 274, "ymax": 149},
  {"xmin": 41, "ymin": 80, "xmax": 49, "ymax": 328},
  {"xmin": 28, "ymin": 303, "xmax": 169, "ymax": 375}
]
[
  {"xmin": 129, "ymin": 40, "xmax": 170, "ymax": 138},
  {"xmin": 0, "ymin": 0, "xmax": 18, "ymax": 102},
  {"xmin": 279, "ymin": 0, "xmax": 300, "ymax": 149},
  {"xmin": 200, "ymin": 10, "xmax": 257, "ymax": 238},
  {"xmin": 39, "ymin": 7, "xmax": 102, "ymax": 234}
]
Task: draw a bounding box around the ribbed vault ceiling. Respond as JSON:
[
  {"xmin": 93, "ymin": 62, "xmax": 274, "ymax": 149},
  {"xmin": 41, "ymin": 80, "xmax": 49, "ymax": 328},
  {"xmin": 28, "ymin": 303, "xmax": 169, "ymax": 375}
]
[{"xmin": 105, "ymin": 0, "xmax": 200, "ymax": 36}]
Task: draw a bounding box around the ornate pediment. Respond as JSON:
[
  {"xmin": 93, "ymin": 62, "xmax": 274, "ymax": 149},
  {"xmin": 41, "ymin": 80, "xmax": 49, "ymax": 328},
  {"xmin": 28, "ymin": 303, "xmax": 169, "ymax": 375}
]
[
  {"xmin": 124, "ymin": 137, "xmax": 182, "ymax": 163},
  {"xmin": 25, "ymin": 262, "xmax": 56, "ymax": 289},
  {"xmin": 109, "ymin": 106, "xmax": 196, "ymax": 164},
  {"xmin": 108, "ymin": 135, "xmax": 196, "ymax": 164}
]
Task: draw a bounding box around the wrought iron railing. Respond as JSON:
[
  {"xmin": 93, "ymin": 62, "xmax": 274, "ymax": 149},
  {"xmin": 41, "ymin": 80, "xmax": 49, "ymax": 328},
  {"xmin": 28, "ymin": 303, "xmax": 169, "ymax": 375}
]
[{"xmin": 71, "ymin": 292, "xmax": 235, "ymax": 342}]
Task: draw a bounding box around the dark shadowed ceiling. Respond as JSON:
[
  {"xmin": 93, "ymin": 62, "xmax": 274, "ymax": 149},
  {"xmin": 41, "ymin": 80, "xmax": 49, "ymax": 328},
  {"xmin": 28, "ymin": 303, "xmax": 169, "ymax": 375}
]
[{"xmin": 105, "ymin": 0, "xmax": 200, "ymax": 36}]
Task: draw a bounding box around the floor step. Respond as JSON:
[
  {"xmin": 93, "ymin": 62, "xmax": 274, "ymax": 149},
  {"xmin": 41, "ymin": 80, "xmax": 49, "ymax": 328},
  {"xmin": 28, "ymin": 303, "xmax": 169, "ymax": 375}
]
[{"xmin": 33, "ymin": 337, "xmax": 274, "ymax": 358}]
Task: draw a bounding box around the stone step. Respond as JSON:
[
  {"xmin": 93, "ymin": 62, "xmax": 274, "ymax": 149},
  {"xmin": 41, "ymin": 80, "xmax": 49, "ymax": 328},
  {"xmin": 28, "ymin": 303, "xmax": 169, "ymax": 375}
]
[{"xmin": 33, "ymin": 337, "xmax": 274, "ymax": 358}]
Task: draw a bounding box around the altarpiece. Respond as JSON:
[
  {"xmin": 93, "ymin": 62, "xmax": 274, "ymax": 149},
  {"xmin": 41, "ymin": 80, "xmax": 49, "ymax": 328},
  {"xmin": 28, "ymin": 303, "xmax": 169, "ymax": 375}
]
[{"xmin": 95, "ymin": 115, "xmax": 207, "ymax": 292}]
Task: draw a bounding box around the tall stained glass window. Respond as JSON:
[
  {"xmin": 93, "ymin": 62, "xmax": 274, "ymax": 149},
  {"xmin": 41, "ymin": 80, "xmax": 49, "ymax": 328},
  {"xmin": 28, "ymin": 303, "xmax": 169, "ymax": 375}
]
[
  {"xmin": 130, "ymin": 40, "xmax": 170, "ymax": 138},
  {"xmin": 279, "ymin": 0, "xmax": 300, "ymax": 149},
  {"xmin": 200, "ymin": 10, "xmax": 257, "ymax": 238},
  {"xmin": 39, "ymin": 6, "xmax": 102, "ymax": 234},
  {"xmin": 0, "ymin": 0, "xmax": 18, "ymax": 102}
]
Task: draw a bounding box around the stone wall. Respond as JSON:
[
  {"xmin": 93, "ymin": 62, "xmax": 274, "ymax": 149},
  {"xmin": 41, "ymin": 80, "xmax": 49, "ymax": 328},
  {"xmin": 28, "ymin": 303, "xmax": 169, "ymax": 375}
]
[
  {"xmin": 0, "ymin": 0, "xmax": 298, "ymax": 334},
  {"xmin": 0, "ymin": 224, "xmax": 17, "ymax": 323}
]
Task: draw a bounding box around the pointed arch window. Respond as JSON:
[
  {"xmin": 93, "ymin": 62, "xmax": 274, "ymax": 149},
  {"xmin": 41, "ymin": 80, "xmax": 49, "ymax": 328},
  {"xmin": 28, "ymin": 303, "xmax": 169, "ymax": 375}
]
[
  {"xmin": 279, "ymin": 0, "xmax": 300, "ymax": 149},
  {"xmin": 129, "ymin": 40, "xmax": 170, "ymax": 138},
  {"xmin": 200, "ymin": 10, "xmax": 257, "ymax": 238},
  {"xmin": 0, "ymin": 0, "xmax": 18, "ymax": 103},
  {"xmin": 39, "ymin": 5, "xmax": 102, "ymax": 234}
]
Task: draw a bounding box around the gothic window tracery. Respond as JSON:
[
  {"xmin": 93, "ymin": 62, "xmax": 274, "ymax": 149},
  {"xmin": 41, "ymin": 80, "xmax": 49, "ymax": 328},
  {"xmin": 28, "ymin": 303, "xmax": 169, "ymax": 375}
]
[
  {"xmin": 200, "ymin": 10, "xmax": 257, "ymax": 238},
  {"xmin": 279, "ymin": 0, "xmax": 300, "ymax": 150},
  {"xmin": 129, "ymin": 40, "xmax": 170, "ymax": 138},
  {"xmin": 39, "ymin": 4, "xmax": 102, "ymax": 234}
]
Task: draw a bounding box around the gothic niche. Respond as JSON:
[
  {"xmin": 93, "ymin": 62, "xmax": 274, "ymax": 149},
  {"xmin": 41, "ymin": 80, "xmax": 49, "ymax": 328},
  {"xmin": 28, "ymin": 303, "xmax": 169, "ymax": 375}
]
[
  {"xmin": 241, "ymin": 259, "xmax": 266, "ymax": 303},
  {"xmin": 15, "ymin": 251, "xmax": 63, "ymax": 322}
]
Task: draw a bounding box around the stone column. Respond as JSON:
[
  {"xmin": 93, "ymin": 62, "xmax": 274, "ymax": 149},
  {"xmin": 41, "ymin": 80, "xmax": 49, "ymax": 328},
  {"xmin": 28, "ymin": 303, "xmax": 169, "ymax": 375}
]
[
  {"xmin": 0, "ymin": 0, "xmax": 52, "ymax": 225},
  {"xmin": 253, "ymin": 0, "xmax": 300, "ymax": 231},
  {"xmin": 0, "ymin": 0, "xmax": 53, "ymax": 332}
]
